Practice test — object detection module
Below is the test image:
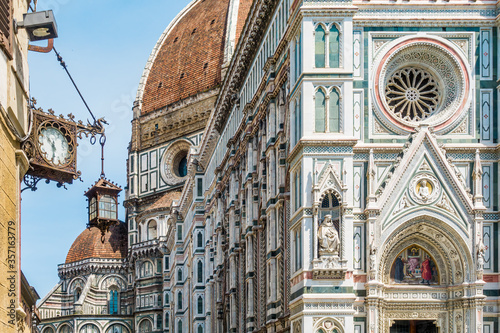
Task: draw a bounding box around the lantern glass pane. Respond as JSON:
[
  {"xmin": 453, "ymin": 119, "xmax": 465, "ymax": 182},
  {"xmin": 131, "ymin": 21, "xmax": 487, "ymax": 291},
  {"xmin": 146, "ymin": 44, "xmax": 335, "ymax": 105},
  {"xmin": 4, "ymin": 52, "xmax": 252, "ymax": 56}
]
[
  {"xmin": 99, "ymin": 195, "xmax": 117, "ymax": 220},
  {"xmin": 89, "ymin": 197, "xmax": 97, "ymax": 220}
]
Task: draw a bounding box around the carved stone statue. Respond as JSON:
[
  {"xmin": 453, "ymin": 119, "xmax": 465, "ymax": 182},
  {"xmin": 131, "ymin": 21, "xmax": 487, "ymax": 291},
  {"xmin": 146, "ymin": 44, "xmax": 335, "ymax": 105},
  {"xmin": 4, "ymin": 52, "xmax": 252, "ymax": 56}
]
[
  {"xmin": 369, "ymin": 239, "xmax": 377, "ymax": 272},
  {"xmin": 417, "ymin": 179, "xmax": 431, "ymax": 200},
  {"xmin": 318, "ymin": 215, "xmax": 340, "ymax": 255},
  {"xmin": 476, "ymin": 239, "xmax": 486, "ymax": 271}
]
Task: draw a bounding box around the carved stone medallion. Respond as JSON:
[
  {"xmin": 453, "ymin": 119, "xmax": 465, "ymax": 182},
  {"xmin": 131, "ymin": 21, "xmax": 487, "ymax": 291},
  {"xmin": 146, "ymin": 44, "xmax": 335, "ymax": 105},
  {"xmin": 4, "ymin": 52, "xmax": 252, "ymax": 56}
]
[{"xmin": 409, "ymin": 173, "xmax": 441, "ymax": 205}]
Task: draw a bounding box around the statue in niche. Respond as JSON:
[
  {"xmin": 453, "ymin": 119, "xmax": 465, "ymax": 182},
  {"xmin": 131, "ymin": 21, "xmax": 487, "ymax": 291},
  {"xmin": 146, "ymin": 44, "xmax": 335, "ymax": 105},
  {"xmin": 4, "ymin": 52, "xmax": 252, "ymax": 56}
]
[
  {"xmin": 318, "ymin": 215, "xmax": 340, "ymax": 255},
  {"xmin": 369, "ymin": 239, "xmax": 377, "ymax": 272},
  {"xmin": 476, "ymin": 239, "xmax": 486, "ymax": 270},
  {"xmin": 416, "ymin": 179, "xmax": 433, "ymax": 201}
]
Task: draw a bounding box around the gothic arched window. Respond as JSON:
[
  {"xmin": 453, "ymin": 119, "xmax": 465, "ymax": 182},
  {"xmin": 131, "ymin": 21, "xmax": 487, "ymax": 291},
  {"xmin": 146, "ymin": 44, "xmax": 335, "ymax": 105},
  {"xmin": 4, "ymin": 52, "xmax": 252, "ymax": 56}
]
[
  {"xmin": 329, "ymin": 89, "xmax": 340, "ymax": 133},
  {"xmin": 177, "ymin": 320, "xmax": 183, "ymax": 333},
  {"xmin": 138, "ymin": 319, "xmax": 152, "ymax": 333},
  {"xmin": 197, "ymin": 232, "xmax": 203, "ymax": 248},
  {"xmin": 80, "ymin": 324, "xmax": 99, "ymax": 333},
  {"xmin": 197, "ymin": 261, "xmax": 203, "ymax": 283},
  {"xmin": 59, "ymin": 325, "xmax": 72, "ymax": 333},
  {"xmin": 315, "ymin": 25, "xmax": 326, "ymax": 68},
  {"xmin": 43, "ymin": 328, "xmax": 55, "ymax": 333},
  {"xmin": 74, "ymin": 287, "xmax": 81, "ymax": 303},
  {"xmin": 147, "ymin": 220, "xmax": 157, "ymax": 240},
  {"xmin": 177, "ymin": 291, "xmax": 183, "ymax": 310},
  {"xmin": 315, "ymin": 89, "xmax": 326, "ymax": 132},
  {"xmin": 177, "ymin": 268, "xmax": 182, "ymax": 282},
  {"xmin": 156, "ymin": 314, "xmax": 162, "ymax": 330},
  {"xmin": 106, "ymin": 324, "xmax": 128, "ymax": 333},
  {"xmin": 140, "ymin": 261, "xmax": 153, "ymax": 278},
  {"xmin": 108, "ymin": 287, "xmax": 119, "ymax": 315},
  {"xmin": 197, "ymin": 296, "xmax": 203, "ymax": 314},
  {"xmin": 320, "ymin": 193, "xmax": 340, "ymax": 220},
  {"xmin": 329, "ymin": 25, "xmax": 340, "ymax": 68},
  {"xmin": 198, "ymin": 325, "xmax": 204, "ymax": 333}
]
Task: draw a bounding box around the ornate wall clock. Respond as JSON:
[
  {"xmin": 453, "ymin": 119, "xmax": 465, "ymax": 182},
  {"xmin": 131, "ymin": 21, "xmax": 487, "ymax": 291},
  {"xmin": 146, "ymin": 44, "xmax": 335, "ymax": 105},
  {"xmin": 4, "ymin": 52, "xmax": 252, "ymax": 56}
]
[{"xmin": 22, "ymin": 99, "xmax": 106, "ymax": 185}]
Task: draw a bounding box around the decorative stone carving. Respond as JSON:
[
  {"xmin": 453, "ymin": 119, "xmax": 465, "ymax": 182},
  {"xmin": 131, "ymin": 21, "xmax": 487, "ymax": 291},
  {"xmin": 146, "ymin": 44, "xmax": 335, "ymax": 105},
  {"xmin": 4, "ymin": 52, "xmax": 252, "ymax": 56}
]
[
  {"xmin": 436, "ymin": 193, "xmax": 455, "ymax": 215},
  {"xmin": 159, "ymin": 140, "xmax": 191, "ymax": 185},
  {"xmin": 373, "ymin": 37, "xmax": 470, "ymax": 134},
  {"xmin": 409, "ymin": 173, "xmax": 441, "ymax": 205},
  {"xmin": 385, "ymin": 67, "xmax": 440, "ymax": 122},
  {"xmin": 393, "ymin": 193, "xmax": 413, "ymax": 215}
]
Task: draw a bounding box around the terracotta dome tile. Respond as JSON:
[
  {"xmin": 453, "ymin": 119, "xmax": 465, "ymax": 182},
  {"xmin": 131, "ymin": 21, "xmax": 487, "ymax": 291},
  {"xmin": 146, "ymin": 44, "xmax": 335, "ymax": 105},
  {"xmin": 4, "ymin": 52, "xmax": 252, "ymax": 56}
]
[
  {"xmin": 65, "ymin": 222, "xmax": 128, "ymax": 264},
  {"xmin": 141, "ymin": 0, "xmax": 253, "ymax": 114}
]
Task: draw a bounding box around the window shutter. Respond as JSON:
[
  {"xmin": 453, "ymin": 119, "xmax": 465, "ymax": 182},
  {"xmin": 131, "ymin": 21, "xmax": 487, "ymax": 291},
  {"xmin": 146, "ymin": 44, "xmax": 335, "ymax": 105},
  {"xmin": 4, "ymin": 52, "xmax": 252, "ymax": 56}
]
[{"xmin": 0, "ymin": 0, "xmax": 11, "ymax": 53}]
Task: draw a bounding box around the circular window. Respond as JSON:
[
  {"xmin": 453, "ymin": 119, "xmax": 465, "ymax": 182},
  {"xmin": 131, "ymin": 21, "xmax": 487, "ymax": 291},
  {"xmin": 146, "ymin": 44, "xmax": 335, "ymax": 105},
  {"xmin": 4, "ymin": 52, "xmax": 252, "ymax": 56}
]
[
  {"xmin": 373, "ymin": 37, "xmax": 470, "ymax": 134},
  {"xmin": 160, "ymin": 140, "xmax": 191, "ymax": 185},
  {"xmin": 385, "ymin": 67, "xmax": 440, "ymax": 122},
  {"xmin": 173, "ymin": 151, "xmax": 188, "ymax": 178}
]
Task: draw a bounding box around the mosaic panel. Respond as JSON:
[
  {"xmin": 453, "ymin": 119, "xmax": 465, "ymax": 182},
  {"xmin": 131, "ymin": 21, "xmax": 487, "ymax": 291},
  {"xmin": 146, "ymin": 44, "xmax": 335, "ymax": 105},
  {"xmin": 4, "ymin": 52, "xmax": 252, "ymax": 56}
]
[
  {"xmin": 303, "ymin": 146, "xmax": 352, "ymax": 154},
  {"xmin": 484, "ymin": 213, "xmax": 499, "ymax": 221}
]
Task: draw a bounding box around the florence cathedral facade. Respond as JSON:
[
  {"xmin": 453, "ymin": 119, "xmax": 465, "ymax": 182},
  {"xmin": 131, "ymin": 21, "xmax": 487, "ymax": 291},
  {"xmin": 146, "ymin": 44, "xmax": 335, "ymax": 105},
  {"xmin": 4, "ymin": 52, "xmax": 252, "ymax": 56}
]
[{"xmin": 38, "ymin": 0, "xmax": 500, "ymax": 332}]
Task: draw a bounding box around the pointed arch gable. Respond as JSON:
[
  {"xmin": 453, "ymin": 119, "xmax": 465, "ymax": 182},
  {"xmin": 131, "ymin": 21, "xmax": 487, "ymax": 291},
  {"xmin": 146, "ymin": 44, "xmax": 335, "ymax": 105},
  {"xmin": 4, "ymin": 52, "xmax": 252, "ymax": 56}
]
[
  {"xmin": 381, "ymin": 152, "xmax": 472, "ymax": 235},
  {"xmin": 98, "ymin": 274, "xmax": 127, "ymax": 291},
  {"xmin": 313, "ymin": 162, "xmax": 346, "ymax": 206},
  {"xmin": 375, "ymin": 128, "xmax": 473, "ymax": 216}
]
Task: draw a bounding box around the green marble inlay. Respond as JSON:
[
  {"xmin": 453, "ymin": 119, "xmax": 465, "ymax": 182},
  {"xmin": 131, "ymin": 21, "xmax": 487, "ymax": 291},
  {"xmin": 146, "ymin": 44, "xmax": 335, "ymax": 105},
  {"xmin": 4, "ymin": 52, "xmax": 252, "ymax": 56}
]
[{"xmin": 290, "ymin": 286, "xmax": 354, "ymax": 300}]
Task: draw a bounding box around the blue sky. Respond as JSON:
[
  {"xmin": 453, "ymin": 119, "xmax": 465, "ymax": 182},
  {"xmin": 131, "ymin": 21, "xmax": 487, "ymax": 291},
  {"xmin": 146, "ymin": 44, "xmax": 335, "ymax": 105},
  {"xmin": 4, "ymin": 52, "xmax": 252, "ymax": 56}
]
[{"xmin": 22, "ymin": 0, "xmax": 191, "ymax": 300}]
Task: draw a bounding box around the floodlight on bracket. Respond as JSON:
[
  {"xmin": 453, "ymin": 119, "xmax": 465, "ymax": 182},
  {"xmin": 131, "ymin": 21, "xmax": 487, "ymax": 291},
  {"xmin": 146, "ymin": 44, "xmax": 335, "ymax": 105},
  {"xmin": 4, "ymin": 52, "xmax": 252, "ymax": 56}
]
[{"xmin": 14, "ymin": 10, "xmax": 58, "ymax": 42}]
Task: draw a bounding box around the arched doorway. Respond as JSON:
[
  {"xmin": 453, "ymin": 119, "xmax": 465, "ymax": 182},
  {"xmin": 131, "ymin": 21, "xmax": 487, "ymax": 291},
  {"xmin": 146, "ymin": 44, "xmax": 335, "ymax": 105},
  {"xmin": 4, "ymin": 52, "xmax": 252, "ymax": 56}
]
[
  {"xmin": 371, "ymin": 218, "xmax": 476, "ymax": 333},
  {"xmin": 390, "ymin": 320, "xmax": 438, "ymax": 333}
]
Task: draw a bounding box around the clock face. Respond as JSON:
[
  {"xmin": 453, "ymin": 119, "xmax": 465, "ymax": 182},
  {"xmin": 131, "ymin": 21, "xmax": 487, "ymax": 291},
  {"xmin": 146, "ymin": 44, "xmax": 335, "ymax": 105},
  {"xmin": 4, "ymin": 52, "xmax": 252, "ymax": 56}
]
[{"xmin": 38, "ymin": 127, "xmax": 71, "ymax": 166}]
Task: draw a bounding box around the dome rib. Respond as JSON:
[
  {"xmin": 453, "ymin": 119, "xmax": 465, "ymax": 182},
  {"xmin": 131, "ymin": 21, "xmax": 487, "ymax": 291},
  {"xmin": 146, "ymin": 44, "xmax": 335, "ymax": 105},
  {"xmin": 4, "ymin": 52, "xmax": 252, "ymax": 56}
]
[{"xmin": 138, "ymin": 0, "xmax": 233, "ymax": 115}]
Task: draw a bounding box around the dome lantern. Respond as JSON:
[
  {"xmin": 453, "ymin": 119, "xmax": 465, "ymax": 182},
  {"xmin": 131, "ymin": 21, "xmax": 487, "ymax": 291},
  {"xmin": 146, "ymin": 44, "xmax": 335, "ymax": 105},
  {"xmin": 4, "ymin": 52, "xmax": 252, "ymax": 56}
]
[{"xmin": 84, "ymin": 177, "xmax": 122, "ymax": 242}]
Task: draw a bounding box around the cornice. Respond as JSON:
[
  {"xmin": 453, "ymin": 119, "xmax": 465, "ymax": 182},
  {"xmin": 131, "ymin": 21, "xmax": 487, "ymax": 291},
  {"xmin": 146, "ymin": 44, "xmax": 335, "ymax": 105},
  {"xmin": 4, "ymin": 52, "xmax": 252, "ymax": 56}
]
[{"xmin": 287, "ymin": 138, "xmax": 358, "ymax": 163}]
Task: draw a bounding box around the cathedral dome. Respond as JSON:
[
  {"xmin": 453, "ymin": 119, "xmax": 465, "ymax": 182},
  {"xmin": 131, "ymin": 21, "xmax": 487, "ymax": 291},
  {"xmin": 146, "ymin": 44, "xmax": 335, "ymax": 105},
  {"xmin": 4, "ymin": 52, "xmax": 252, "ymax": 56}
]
[
  {"xmin": 137, "ymin": 0, "xmax": 252, "ymax": 115},
  {"xmin": 65, "ymin": 222, "xmax": 128, "ymax": 264}
]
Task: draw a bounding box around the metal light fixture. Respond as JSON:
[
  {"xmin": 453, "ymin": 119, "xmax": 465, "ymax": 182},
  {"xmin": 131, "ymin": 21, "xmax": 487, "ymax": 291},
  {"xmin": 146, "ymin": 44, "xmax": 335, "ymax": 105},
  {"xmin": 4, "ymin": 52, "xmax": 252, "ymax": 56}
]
[
  {"xmin": 85, "ymin": 177, "xmax": 122, "ymax": 242},
  {"xmin": 14, "ymin": 10, "xmax": 58, "ymax": 41}
]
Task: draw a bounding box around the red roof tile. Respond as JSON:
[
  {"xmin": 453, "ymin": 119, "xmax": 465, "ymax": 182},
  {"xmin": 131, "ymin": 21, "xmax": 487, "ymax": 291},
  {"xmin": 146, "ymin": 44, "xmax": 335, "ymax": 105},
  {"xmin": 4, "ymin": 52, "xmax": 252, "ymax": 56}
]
[{"xmin": 65, "ymin": 222, "xmax": 128, "ymax": 264}]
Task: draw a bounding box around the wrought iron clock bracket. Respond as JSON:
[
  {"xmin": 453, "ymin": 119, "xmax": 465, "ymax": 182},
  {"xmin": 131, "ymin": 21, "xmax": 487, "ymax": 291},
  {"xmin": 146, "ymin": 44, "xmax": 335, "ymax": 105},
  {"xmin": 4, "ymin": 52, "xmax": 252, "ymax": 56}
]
[
  {"xmin": 22, "ymin": 98, "xmax": 108, "ymax": 191},
  {"xmin": 21, "ymin": 174, "xmax": 67, "ymax": 192}
]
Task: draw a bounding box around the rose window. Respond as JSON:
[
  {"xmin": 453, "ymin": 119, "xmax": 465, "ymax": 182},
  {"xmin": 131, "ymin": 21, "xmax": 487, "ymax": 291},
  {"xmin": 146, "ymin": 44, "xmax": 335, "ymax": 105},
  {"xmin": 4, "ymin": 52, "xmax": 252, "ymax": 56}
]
[
  {"xmin": 373, "ymin": 37, "xmax": 471, "ymax": 134},
  {"xmin": 385, "ymin": 68, "xmax": 440, "ymax": 122}
]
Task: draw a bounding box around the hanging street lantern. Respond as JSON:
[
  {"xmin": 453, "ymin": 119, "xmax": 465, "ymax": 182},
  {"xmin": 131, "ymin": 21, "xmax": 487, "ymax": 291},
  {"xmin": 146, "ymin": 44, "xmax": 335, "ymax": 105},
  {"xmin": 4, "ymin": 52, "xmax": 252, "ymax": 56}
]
[{"xmin": 84, "ymin": 177, "xmax": 122, "ymax": 242}]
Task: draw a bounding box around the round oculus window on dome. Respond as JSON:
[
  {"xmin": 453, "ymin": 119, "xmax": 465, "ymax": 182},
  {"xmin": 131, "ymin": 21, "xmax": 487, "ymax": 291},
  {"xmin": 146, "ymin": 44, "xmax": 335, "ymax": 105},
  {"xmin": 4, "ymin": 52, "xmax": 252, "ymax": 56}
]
[
  {"xmin": 173, "ymin": 151, "xmax": 188, "ymax": 178},
  {"xmin": 159, "ymin": 141, "xmax": 191, "ymax": 185},
  {"xmin": 374, "ymin": 37, "xmax": 470, "ymax": 133}
]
